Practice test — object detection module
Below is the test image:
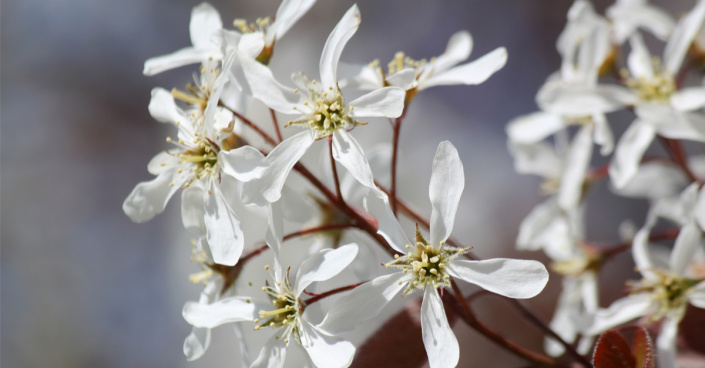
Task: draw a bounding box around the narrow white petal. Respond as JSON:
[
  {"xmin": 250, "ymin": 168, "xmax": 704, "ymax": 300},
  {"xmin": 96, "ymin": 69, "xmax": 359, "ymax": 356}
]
[
  {"xmin": 613, "ymin": 161, "xmax": 687, "ymax": 200},
  {"xmin": 632, "ymin": 227, "xmax": 656, "ymax": 278},
  {"xmin": 148, "ymin": 88, "xmax": 187, "ymax": 124},
  {"xmin": 189, "ymin": 3, "xmax": 223, "ymax": 48},
  {"xmin": 656, "ymin": 316, "xmax": 680, "ymax": 368},
  {"xmin": 695, "ymin": 187, "xmax": 705, "ymax": 231},
  {"xmin": 181, "ymin": 185, "xmax": 206, "ymax": 234},
  {"xmin": 349, "ymin": 87, "xmax": 405, "ymax": 118},
  {"xmin": 516, "ymin": 198, "xmax": 562, "ymax": 251},
  {"xmin": 147, "ymin": 151, "xmax": 181, "ymax": 175},
  {"xmin": 123, "ymin": 168, "xmax": 187, "ymax": 222},
  {"xmin": 385, "ymin": 68, "xmax": 417, "ymax": 90},
  {"xmin": 558, "ymin": 124, "xmax": 593, "ymax": 211},
  {"xmin": 688, "ymin": 281, "xmax": 705, "ymax": 309},
  {"xmin": 319, "ymin": 5, "xmax": 360, "ymax": 89},
  {"xmin": 429, "ymin": 141, "xmax": 464, "ymax": 245},
  {"xmin": 670, "ymin": 221, "xmax": 702, "ymax": 276},
  {"xmin": 294, "ymin": 244, "xmax": 358, "ymax": 297},
  {"xmin": 545, "ymin": 279, "xmax": 581, "ymax": 356},
  {"xmin": 300, "ymin": 319, "xmax": 355, "ymax": 368},
  {"xmin": 317, "ymin": 272, "xmax": 406, "ymax": 335},
  {"xmin": 507, "ymin": 141, "xmax": 562, "ymax": 178},
  {"xmin": 506, "ymin": 111, "xmax": 565, "ymax": 144},
  {"xmin": 628, "ymin": 33, "xmax": 655, "ymax": 79},
  {"xmin": 432, "ymin": 30, "xmax": 473, "ymax": 73},
  {"xmin": 266, "ymin": 201, "xmax": 284, "ymax": 256},
  {"xmin": 422, "ymin": 47, "xmax": 507, "ymax": 89},
  {"xmin": 238, "ymin": 33, "xmax": 300, "ymax": 114},
  {"xmin": 664, "ymin": 0, "xmax": 705, "ymax": 75},
  {"xmin": 143, "ymin": 47, "xmax": 219, "ymax": 76},
  {"xmin": 363, "ymin": 190, "xmax": 411, "ymax": 253},
  {"xmin": 268, "ymin": 0, "xmax": 316, "ymax": 44},
  {"xmin": 183, "ymin": 327, "xmax": 211, "ymax": 361},
  {"xmin": 240, "ymin": 131, "xmax": 316, "ymax": 206},
  {"xmin": 609, "ymin": 120, "xmax": 656, "ymax": 189},
  {"xmin": 205, "ymin": 183, "xmax": 244, "ymax": 266},
  {"xmin": 182, "ymin": 297, "xmax": 256, "ymax": 328},
  {"xmin": 593, "ymin": 113, "xmax": 614, "ymax": 155},
  {"xmin": 653, "ymin": 111, "xmax": 705, "ymax": 142},
  {"xmin": 585, "ymin": 294, "xmax": 652, "ymax": 335},
  {"xmin": 332, "ymin": 130, "xmax": 376, "ymax": 190},
  {"xmin": 219, "ymin": 146, "xmax": 268, "ymax": 182},
  {"xmin": 447, "ymin": 258, "xmax": 549, "ymax": 299},
  {"xmin": 538, "ymin": 84, "xmax": 635, "ymax": 116},
  {"xmin": 421, "ymin": 286, "xmax": 459, "ymax": 368},
  {"xmin": 250, "ymin": 335, "xmax": 287, "ymax": 368},
  {"xmin": 671, "ymin": 88, "xmax": 705, "ymax": 111}
]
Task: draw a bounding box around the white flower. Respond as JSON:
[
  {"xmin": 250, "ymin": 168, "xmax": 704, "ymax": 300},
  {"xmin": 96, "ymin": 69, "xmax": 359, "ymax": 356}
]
[
  {"xmin": 586, "ymin": 184, "xmax": 705, "ymax": 368},
  {"xmin": 123, "ymin": 61, "xmax": 256, "ymax": 266},
  {"xmin": 606, "ymin": 0, "xmax": 675, "ymax": 44},
  {"xmin": 341, "ymin": 30, "xmax": 506, "ymax": 95},
  {"xmin": 224, "ymin": 5, "xmax": 405, "ymax": 207},
  {"xmin": 317, "ymin": 142, "xmax": 549, "ymax": 368}
]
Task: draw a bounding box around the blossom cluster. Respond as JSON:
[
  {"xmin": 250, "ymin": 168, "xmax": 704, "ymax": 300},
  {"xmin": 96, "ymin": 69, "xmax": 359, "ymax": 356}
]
[
  {"xmin": 124, "ymin": 0, "xmax": 705, "ymax": 367},
  {"xmin": 508, "ymin": 0, "xmax": 705, "ymax": 367}
]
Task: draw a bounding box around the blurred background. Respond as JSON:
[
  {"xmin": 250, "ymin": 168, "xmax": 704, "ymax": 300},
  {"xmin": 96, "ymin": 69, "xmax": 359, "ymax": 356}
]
[{"xmin": 1, "ymin": 0, "xmax": 695, "ymax": 367}]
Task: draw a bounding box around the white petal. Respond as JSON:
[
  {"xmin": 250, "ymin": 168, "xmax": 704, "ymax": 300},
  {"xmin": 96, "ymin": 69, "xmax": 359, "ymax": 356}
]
[
  {"xmin": 338, "ymin": 62, "xmax": 383, "ymax": 90},
  {"xmin": 653, "ymin": 111, "xmax": 705, "ymax": 142},
  {"xmin": 363, "ymin": 190, "xmax": 411, "ymax": 253},
  {"xmin": 147, "ymin": 151, "xmax": 181, "ymax": 175},
  {"xmin": 632, "ymin": 227, "xmax": 657, "ymax": 278},
  {"xmin": 671, "ymin": 87, "xmax": 705, "ymax": 111},
  {"xmin": 432, "ymin": 30, "xmax": 473, "ymax": 74},
  {"xmin": 688, "ymin": 281, "xmax": 705, "ymax": 309},
  {"xmin": 205, "ymin": 183, "xmax": 244, "ymax": 266},
  {"xmin": 670, "ymin": 221, "xmax": 702, "ymax": 276},
  {"xmin": 240, "ymin": 131, "xmax": 316, "ymax": 206},
  {"xmin": 294, "ymin": 244, "xmax": 358, "ymax": 298},
  {"xmin": 696, "ymin": 187, "xmax": 705, "ymax": 231},
  {"xmin": 183, "ymin": 327, "xmax": 211, "ymax": 361},
  {"xmin": 609, "ymin": 120, "xmax": 656, "ymax": 189},
  {"xmin": 181, "ymin": 185, "xmax": 206, "ymax": 234},
  {"xmin": 300, "ymin": 319, "xmax": 355, "ymax": 368},
  {"xmin": 608, "ymin": 2, "xmax": 675, "ymax": 43},
  {"xmin": 219, "ymin": 146, "xmax": 268, "ymax": 182},
  {"xmin": 558, "ymin": 124, "xmax": 593, "ymax": 211},
  {"xmin": 182, "ymin": 297, "xmax": 256, "ymax": 328},
  {"xmin": 385, "ymin": 68, "xmax": 417, "ymax": 90},
  {"xmin": 421, "ymin": 286, "xmax": 459, "ymax": 368},
  {"xmin": 429, "ymin": 141, "xmax": 464, "ymax": 245},
  {"xmin": 317, "ymin": 272, "xmax": 406, "ymax": 335},
  {"xmin": 545, "ymin": 279, "xmax": 580, "ymax": 356},
  {"xmin": 628, "ymin": 33, "xmax": 655, "ymax": 79},
  {"xmin": 332, "ymin": 130, "xmax": 377, "ymax": 190},
  {"xmin": 148, "ymin": 88, "xmax": 186, "ymax": 125},
  {"xmin": 189, "ymin": 3, "xmax": 223, "ymax": 48},
  {"xmin": 268, "ymin": 0, "xmax": 316, "ymax": 45},
  {"xmin": 612, "ymin": 161, "xmax": 687, "ymax": 199},
  {"xmin": 538, "ymin": 84, "xmax": 635, "ymax": 116},
  {"xmin": 349, "ymin": 87, "xmax": 405, "ymax": 118},
  {"xmin": 585, "ymin": 294, "xmax": 652, "ymax": 335},
  {"xmin": 238, "ymin": 33, "xmax": 300, "ymax": 114},
  {"xmin": 422, "ymin": 47, "xmax": 507, "ymax": 89},
  {"xmin": 250, "ymin": 335, "xmax": 287, "ymax": 368},
  {"xmin": 123, "ymin": 168, "xmax": 187, "ymax": 222},
  {"xmin": 664, "ymin": 0, "xmax": 705, "ymax": 75},
  {"xmin": 319, "ymin": 5, "xmax": 360, "ymax": 89},
  {"xmin": 508, "ymin": 141, "xmax": 562, "ymax": 178},
  {"xmin": 266, "ymin": 201, "xmax": 284, "ymax": 256},
  {"xmin": 143, "ymin": 47, "xmax": 219, "ymax": 76},
  {"xmin": 506, "ymin": 111, "xmax": 565, "ymax": 144},
  {"xmin": 447, "ymin": 258, "xmax": 549, "ymax": 299},
  {"xmin": 656, "ymin": 316, "xmax": 679, "ymax": 368},
  {"xmin": 593, "ymin": 113, "xmax": 614, "ymax": 155},
  {"xmin": 516, "ymin": 198, "xmax": 562, "ymax": 251}
]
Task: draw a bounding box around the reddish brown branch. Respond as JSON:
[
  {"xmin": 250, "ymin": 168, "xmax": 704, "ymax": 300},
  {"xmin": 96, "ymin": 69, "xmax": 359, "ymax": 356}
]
[{"xmin": 304, "ymin": 282, "xmax": 364, "ymax": 305}]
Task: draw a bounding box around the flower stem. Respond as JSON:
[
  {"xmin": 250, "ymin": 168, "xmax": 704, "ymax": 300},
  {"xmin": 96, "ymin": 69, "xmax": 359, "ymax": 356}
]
[
  {"xmin": 270, "ymin": 108, "xmax": 283, "ymax": 142},
  {"xmin": 329, "ymin": 136, "xmax": 345, "ymax": 203},
  {"xmin": 232, "ymin": 110, "xmax": 278, "ymax": 147},
  {"xmin": 391, "ymin": 115, "xmax": 404, "ymax": 215},
  {"xmin": 658, "ymin": 136, "xmax": 699, "ymax": 183},
  {"xmin": 304, "ymin": 282, "xmax": 364, "ymax": 305}
]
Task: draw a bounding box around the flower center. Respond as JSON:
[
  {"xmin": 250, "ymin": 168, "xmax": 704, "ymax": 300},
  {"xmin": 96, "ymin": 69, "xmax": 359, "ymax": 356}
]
[
  {"xmin": 621, "ymin": 61, "xmax": 675, "ymax": 104},
  {"xmin": 629, "ymin": 270, "xmax": 702, "ymax": 321},
  {"xmin": 164, "ymin": 136, "xmax": 220, "ymax": 190},
  {"xmin": 253, "ymin": 267, "xmax": 302, "ymax": 344},
  {"xmin": 551, "ymin": 251, "xmax": 603, "ymax": 277},
  {"xmin": 386, "ymin": 227, "xmax": 470, "ymax": 296},
  {"xmin": 385, "ymin": 51, "xmax": 428, "ymax": 76},
  {"xmin": 287, "ymin": 84, "xmax": 361, "ymax": 139}
]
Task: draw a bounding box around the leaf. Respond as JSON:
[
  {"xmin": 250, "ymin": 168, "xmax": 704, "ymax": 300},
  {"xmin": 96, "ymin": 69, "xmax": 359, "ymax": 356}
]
[
  {"xmin": 632, "ymin": 327, "xmax": 655, "ymax": 368},
  {"xmin": 350, "ymin": 297, "xmax": 456, "ymax": 368},
  {"xmin": 680, "ymin": 304, "xmax": 705, "ymax": 354},
  {"xmin": 593, "ymin": 330, "xmax": 636, "ymax": 368}
]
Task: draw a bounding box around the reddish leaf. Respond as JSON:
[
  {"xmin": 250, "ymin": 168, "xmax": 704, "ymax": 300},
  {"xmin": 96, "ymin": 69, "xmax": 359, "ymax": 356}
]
[
  {"xmin": 681, "ymin": 304, "xmax": 705, "ymax": 354},
  {"xmin": 632, "ymin": 327, "xmax": 655, "ymax": 368},
  {"xmin": 593, "ymin": 330, "xmax": 636, "ymax": 368},
  {"xmin": 351, "ymin": 297, "xmax": 456, "ymax": 368}
]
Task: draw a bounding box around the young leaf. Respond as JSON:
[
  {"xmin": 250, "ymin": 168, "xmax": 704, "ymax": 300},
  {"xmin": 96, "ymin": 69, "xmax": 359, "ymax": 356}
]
[
  {"xmin": 632, "ymin": 327, "xmax": 655, "ymax": 368},
  {"xmin": 593, "ymin": 330, "xmax": 636, "ymax": 368}
]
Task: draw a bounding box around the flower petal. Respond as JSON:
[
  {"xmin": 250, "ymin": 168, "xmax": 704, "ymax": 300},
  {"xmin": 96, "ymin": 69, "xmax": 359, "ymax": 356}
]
[
  {"xmin": 317, "ymin": 272, "xmax": 407, "ymax": 335},
  {"xmin": 670, "ymin": 221, "xmax": 702, "ymax": 276},
  {"xmin": 447, "ymin": 258, "xmax": 549, "ymax": 299},
  {"xmin": 183, "ymin": 326, "xmax": 211, "ymax": 361},
  {"xmin": 123, "ymin": 168, "xmax": 187, "ymax": 222},
  {"xmin": 609, "ymin": 120, "xmax": 656, "ymax": 189},
  {"xmin": 182, "ymin": 296, "xmax": 256, "ymax": 328},
  {"xmin": 432, "ymin": 30, "xmax": 473, "ymax": 74},
  {"xmin": 538, "ymin": 82, "xmax": 635, "ymax": 116},
  {"xmin": 506, "ymin": 111, "xmax": 566, "ymax": 144},
  {"xmin": 332, "ymin": 130, "xmax": 377, "ymax": 190},
  {"xmin": 319, "ymin": 5, "xmax": 360, "ymax": 89},
  {"xmin": 421, "ymin": 286, "xmax": 459, "ymax": 368},
  {"xmin": 364, "ymin": 190, "xmax": 411, "ymax": 253},
  {"xmin": 688, "ymin": 281, "xmax": 705, "ymax": 309},
  {"xmin": 250, "ymin": 335, "xmax": 287, "ymax": 368},
  {"xmin": 671, "ymin": 87, "xmax": 705, "ymax": 111},
  {"xmin": 585, "ymin": 294, "xmax": 652, "ymax": 335},
  {"xmin": 429, "ymin": 141, "xmax": 464, "ymax": 245},
  {"xmin": 516, "ymin": 198, "xmax": 564, "ymax": 251},
  {"xmin": 656, "ymin": 316, "xmax": 679, "ymax": 368},
  {"xmin": 181, "ymin": 184, "xmax": 206, "ymax": 234},
  {"xmin": 267, "ymin": 0, "xmax": 316, "ymax": 45},
  {"xmin": 663, "ymin": 0, "xmax": 705, "ymax": 75},
  {"xmin": 219, "ymin": 146, "xmax": 268, "ymax": 182},
  {"xmin": 558, "ymin": 124, "xmax": 593, "ymax": 211},
  {"xmin": 189, "ymin": 3, "xmax": 223, "ymax": 48},
  {"xmin": 294, "ymin": 244, "xmax": 358, "ymax": 298},
  {"xmin": 143, "ymin": 47, "xmax": 219, "ymax": 76},
  {"xmin": 507, "ymin": 141, "xmax": 562, "ymax": 178},
  {"xmin": 147, "ymin": 151, "xmax": 181, "ymax": 175},
  {"xmin": 628, "ymin": 33, "xmax": 655, "ymax": 79},
  {"xmin": 349, "ymin": 87, "xmax": 405, "ymax": 118},
  {"xmin": 240, "ymin": 130, "xmax": 316, "ymax": 206},
  {"xmin": 205, "ymin": 183, "xmax": 244, "ymax": 266},
  {"xmin": 422, "ymin": 47, "xmax": 507, "ymax": 89},
  {"xmin": 385, "ymin": 68, "xmax": 417, "ymax": 90},
  {"xmin": 300, "ymin": 319, "xmax": 355, "ymax": 368},
  {"xmin": 266, "ymin": 201, "xmax": 284, "ymax": 256}
]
